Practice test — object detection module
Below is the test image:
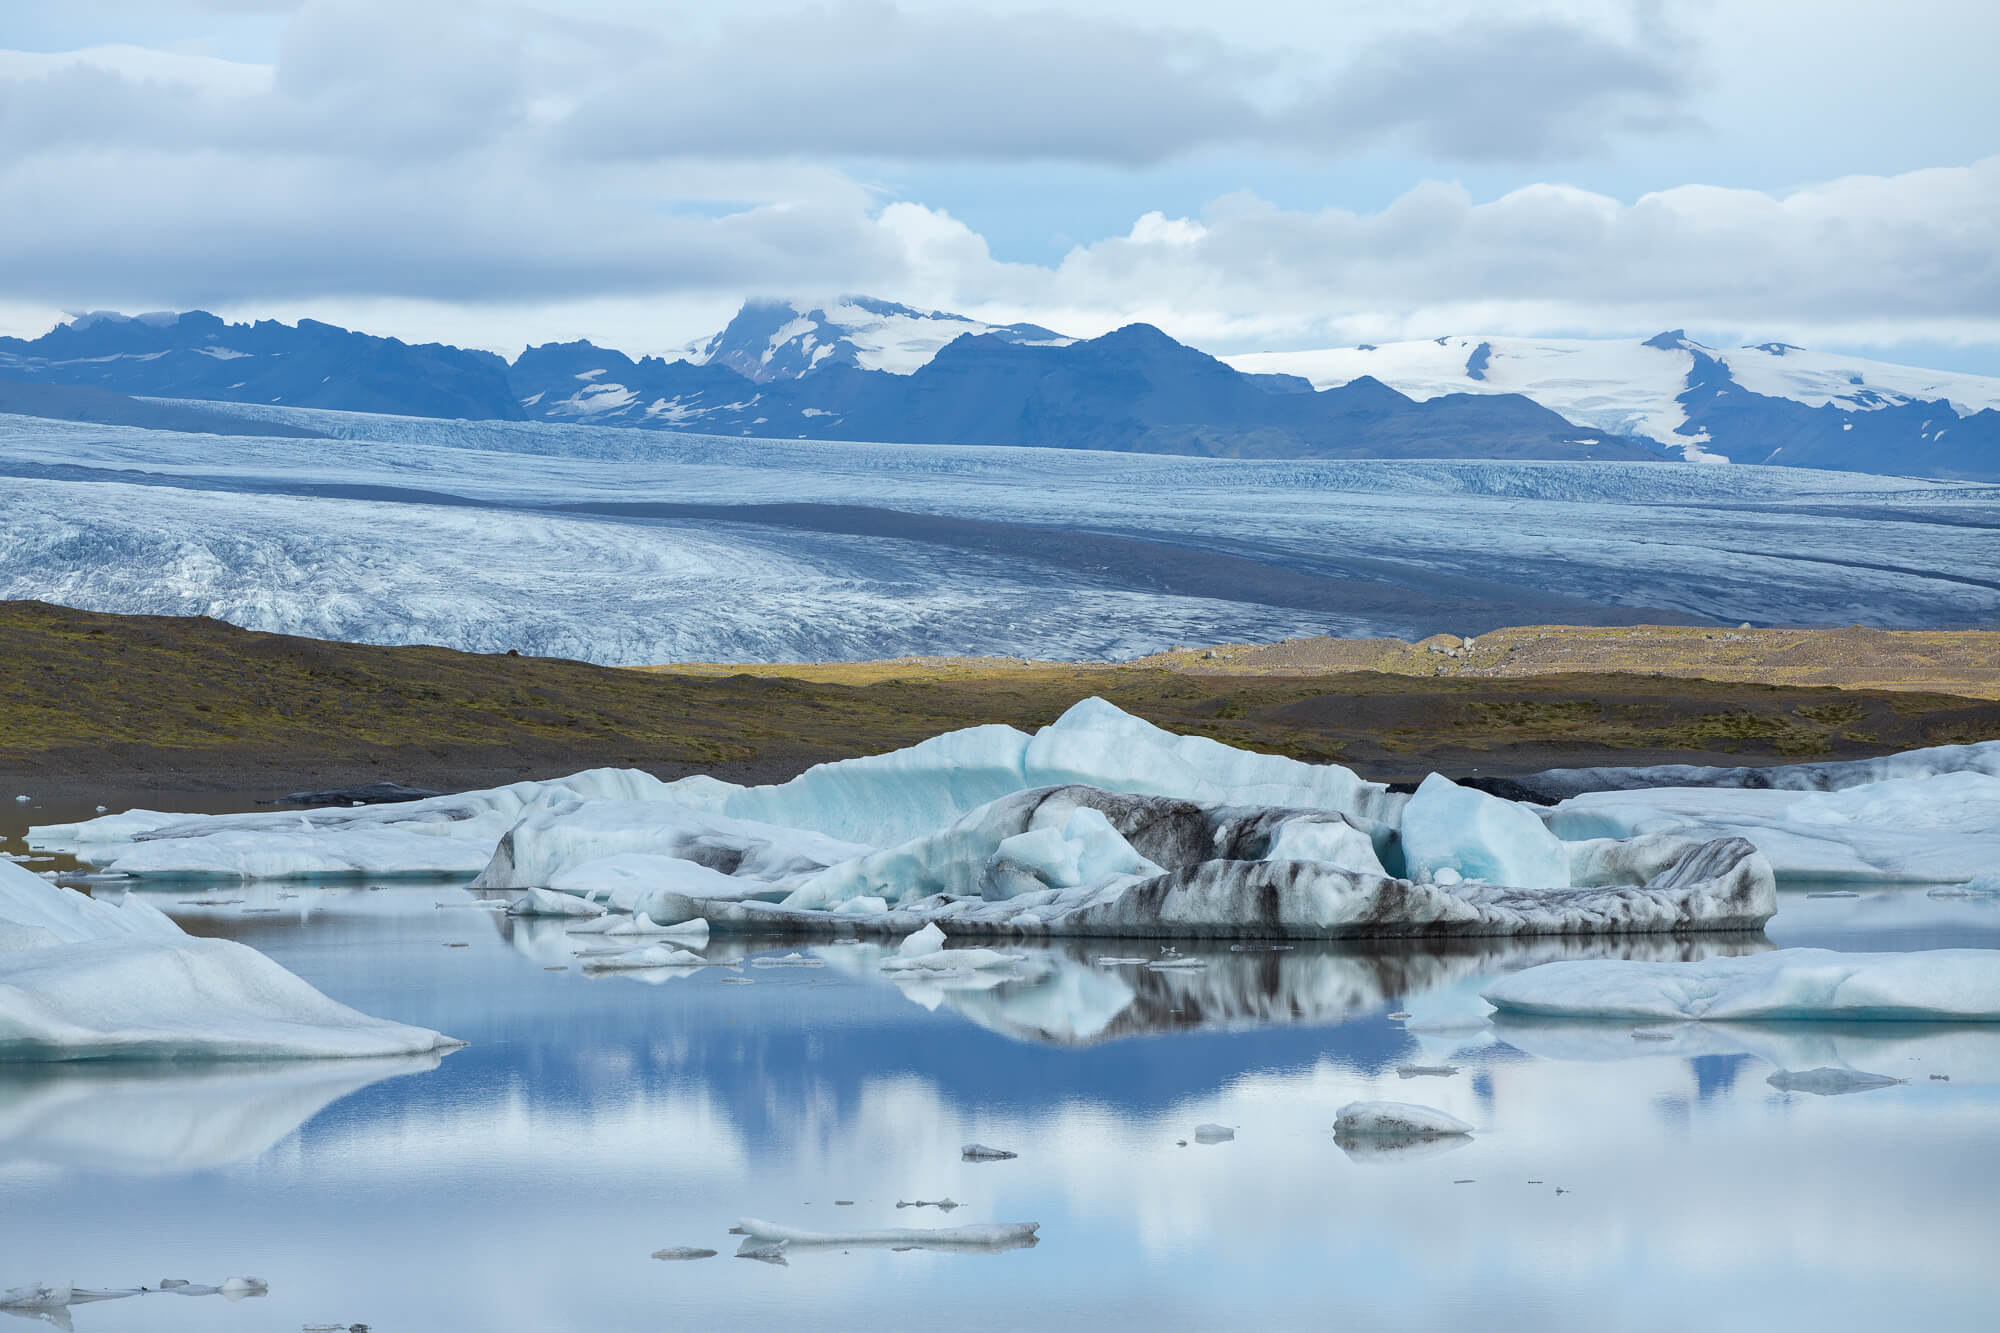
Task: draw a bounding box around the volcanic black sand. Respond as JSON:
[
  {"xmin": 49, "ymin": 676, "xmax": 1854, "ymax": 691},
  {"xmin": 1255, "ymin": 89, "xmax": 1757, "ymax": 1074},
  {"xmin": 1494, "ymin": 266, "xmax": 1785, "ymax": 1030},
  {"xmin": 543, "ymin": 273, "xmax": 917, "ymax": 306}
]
[{"xmin": 6, "ymin": 600, "xmax": 1999, "ymax": 801}]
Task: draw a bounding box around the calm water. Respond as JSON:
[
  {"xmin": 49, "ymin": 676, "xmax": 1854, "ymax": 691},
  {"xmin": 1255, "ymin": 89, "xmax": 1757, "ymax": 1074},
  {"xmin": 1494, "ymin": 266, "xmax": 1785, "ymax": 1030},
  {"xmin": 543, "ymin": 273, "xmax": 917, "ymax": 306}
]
[{"xmin": 4, "ymin": 794, "xmax": 2000, "ymax": 1331}]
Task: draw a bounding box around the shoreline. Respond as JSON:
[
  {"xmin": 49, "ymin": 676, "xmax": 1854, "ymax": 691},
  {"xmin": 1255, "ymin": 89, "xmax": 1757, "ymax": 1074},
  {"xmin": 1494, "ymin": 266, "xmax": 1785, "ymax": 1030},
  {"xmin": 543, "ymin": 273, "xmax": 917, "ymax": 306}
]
[{"xmin": 7, "ymin": 600, "xmax": 1999, "ymax": 798}]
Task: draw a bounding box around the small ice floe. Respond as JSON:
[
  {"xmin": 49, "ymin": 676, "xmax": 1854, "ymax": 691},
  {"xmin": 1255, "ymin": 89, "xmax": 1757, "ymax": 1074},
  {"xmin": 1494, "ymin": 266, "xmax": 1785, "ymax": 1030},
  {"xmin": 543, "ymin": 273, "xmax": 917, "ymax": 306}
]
[
  {"xmin": 1147, "ymin": 947, "xmax": 1206, "ymax": 971},
  {"xmin": 1228, "ymin": 943, "xmax": 1294, "ymax": 952},
  {"xmin": 94, "ymin": 806, "xmax": 107, "ymax": 814},
  {"xmin": 1806, "ymin": 891, "xmax": 1860, "ymax": 899},
  {"xmin": 1193, "ymin": 1123, "xmax": 1235, "ymax": 1144},
  {"xmin": 605, "ymin": 914, "xmax": 711, "ymax": 943},
  {"xmin": 580, "ymin": 945, "xmax": 706, "ymax": 971},
  {"xmin": 13, "ymin": 795, "xmax": 28, "ymax": 803},
  {"xmin": 735, "ymin": 1217, "xmax": 1039, "ymax": 1253},
  {"xmin": 750, "ymin": 952, "xmax": 824, "ymax": 968},
  {"xmin": 1631, "ymin": 1029, "xmax": 1676, "ymax": 1042},
  {"xmin": 650, "ymin": 1247, "xmax": 717, "ymax": 1261},
  {"xmin": 962, "ymin": 1143, "xmax": 1018, "ymax": 1161},
  {"xmin": 1333, "ymin": 1101, "xmax": 1474, "ymax": 1139},
  {"xmin": 1386, "ymin": 1011, "xmax": 1412, "ymax": 1020},
  {"xmin": 896, "ymin": 1198, "xmax": 960, "ymax": 1211},
  {"xmin": 735, "ymin": 1239, "xmax": 790, "ymax": 1265},
  {"xmin": 1096, "ymin": 956, "xmax": 1149, "ymax": 966},
  {"xmin": 1396, "ymin": 1065, "xmax": 1461, "ymax": 1079},
  {"xmin": 1767, "ymin": 1067, "xmax": 1905, "ymax": 1096},
  {"xmin": 720, "ymin": 976, "xmax": 754, "ymax": 984},
  {"xmin": 506, "ymin": 888, "xmax": 606, "ymax": 918}
]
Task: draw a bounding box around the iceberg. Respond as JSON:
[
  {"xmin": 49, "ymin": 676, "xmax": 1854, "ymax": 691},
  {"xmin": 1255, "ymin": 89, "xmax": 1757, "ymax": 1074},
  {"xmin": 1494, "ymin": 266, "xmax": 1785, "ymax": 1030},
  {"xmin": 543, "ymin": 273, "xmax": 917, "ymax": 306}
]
[
  {"xmin": 35, "ymin": 701, "xmax": 1790, "ymax": 939},
  {"xmin": 1, "ymin": 860, "xmax": 460, "ymax": 1060},
  {"xmin": 1332, "ymin": 1101, "xmax": 1474, "ymax": 1138},
  {"xmin": 1481, "ymin": 948, "xmax": 2000, "ymax": 1022},
  {"xmin": 733, "ymin": 1217, "xmax": 1039, "ymax": 1252}
]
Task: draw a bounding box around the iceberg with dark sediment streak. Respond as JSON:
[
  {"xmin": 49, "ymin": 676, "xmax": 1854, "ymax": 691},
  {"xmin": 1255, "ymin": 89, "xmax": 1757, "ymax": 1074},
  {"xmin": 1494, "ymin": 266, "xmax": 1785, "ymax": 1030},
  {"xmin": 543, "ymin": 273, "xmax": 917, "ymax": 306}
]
[{"xmin": 35, "ymin": 700, "xmax": 1779, "ymax": 938}]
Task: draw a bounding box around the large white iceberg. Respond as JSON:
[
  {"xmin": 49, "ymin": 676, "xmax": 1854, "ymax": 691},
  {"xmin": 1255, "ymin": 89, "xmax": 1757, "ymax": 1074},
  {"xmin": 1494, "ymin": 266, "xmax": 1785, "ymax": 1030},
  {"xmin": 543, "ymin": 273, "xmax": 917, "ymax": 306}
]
[
  {"xmin": 1, "ymin": 860, "xmax": 460, "ymax": 1060},
  {"xmin": 36, "ymin": 700, "xmax": 1781, "ymax": 939},
  {"xmin": 1481, "ymin": 948, "xmax": 2000, "ymax": 1022}
]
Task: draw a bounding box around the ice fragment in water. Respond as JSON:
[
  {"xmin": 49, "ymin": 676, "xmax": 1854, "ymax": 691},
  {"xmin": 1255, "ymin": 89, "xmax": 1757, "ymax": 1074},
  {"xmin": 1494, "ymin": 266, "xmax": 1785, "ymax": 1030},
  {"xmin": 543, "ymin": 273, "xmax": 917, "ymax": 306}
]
[
  {"xmin": 898, "ymin": 922, "xmax": 947, "ymax": 957},
  {"xmin": 1766, "ymin": 1067, "xmax": 1904, "ymax": 1095},
  {"xmin": 735, "ymin": 1239, "xmax": 789, "ymax": 1265},
  {"xmin": 1193, "ymin": 1123, "xmax": 1235, "ymax": 1143},
  {"xmin": 896, "ymin": 1198, "xmax": 959, "ymax": 1210},
  {"xmin": 506, "ymin": 888, "xmax": 605, "ymax": 918},
  {"xmin": 750, "ymin": 952, "xmax": 823, "ymax": 967},
  {"xmin": 1396, "ymin": 1065, "xmax": 1460, "ymax": 1078},
  {"xmin": 735, "ymin": 1217, "xmax": 1039, "ymax": 1251},
  {"xmin": 962, "ymin": 1143, "xmax": 1018, "ymax": 1161},
  {"xmin": 651, "ymin": 1247, "xmax": 718, "ymax": 1261},
  {"xmin": 1334, "ymin": 1101, "xmax": 1474, "ymax": 1138}
]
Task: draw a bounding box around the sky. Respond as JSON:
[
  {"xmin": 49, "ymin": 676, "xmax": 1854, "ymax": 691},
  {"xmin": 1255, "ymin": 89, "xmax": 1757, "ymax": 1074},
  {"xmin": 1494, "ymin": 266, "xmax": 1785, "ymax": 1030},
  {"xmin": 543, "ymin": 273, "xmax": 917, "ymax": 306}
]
[{"xmin": 1, "ymin": 0, "xmax": 1997, "ymax": 371}]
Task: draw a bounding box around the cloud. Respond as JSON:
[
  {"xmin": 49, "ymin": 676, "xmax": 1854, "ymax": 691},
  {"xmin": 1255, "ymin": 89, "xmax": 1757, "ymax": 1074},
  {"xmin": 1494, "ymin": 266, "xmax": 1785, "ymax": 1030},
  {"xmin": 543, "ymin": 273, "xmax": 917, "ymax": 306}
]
[
  {"xmin": 0, "ymin": 0, "xmax": 1696, "ymax": 168},
  {"xmin": 0, "ymin": 2, "xmax": 1993, "ymax": 360}
]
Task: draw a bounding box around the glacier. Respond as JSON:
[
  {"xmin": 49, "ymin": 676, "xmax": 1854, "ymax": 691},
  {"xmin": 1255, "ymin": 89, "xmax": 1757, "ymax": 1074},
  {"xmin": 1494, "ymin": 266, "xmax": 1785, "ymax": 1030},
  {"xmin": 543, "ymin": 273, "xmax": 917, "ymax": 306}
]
[
  {"xmin": 0, "ymin": 858, "xmax": 459, "ymax": 1060},
  {"xmin": 4, "ymin": 407, "xmax": 2000, "ymax": 662},
  {"xmin": 1481, "ymin": 948, "xmax": 2000, "ymax": 1022}
]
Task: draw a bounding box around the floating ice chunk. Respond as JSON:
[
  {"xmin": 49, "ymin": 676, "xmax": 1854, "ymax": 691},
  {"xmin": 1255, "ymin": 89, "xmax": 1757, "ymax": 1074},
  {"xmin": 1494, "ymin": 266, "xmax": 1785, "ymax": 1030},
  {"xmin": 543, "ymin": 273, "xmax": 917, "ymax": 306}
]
[
  {"xmin": 1193, "ymin": 1123, "xmax": 1235, "ymax": 1143},
  {"xmin": 749, "ymin": 952, "xmax": 822, "ymax": 967},
  {"xmin": 1482, "ymin": 948, "xmax": 2000, "ymax": 1022},
  {"xmin": 1767, "ymin": 1067, "xmax": 1904, "ymax": 1095},
  {"xmin": 219, "ymin": 1277, "xmax": 267, "ymax": 1299},
  {"xmin": 477, "ymin": 801, "xmax": 870, "ymax": 894},
  {"xmin": 735, "ymin": 1239, "xmax": 789, "ymax": 1265},
  {"xmin": 1404, "ymin": 774, "xmax": 1568, "ymax": 889},
  {"xmin": 1931, "ymin": 873, "xmax": 2000, "ymax": 900},
  {"xmin": 651, "ymin": 1247, "xmax": 717, "ymax": 1261},
  {"xmin": 899, "ymin": 922, "xmax": 947, "ymax": 958},
  {"xmin": 506, "ymin": 887, "xmax": 605, "ymax": 918},
  {"xmin": 882, "ymin": 946, "xmax": 1026, "ymax": 973},
  {"xmin": 1333, "ymin": 1101, "xmax": 1474, "ymax": 1138},
  {"xmin": 580, "ymin": 945, "xmax": 705, "ymax": 971},
  {"xmin": 602, "ymin": 914, "xmax": 709, "ymax": 941},
  {"xmin": 962, "ymin": 1143, "xmax": 1018, "ymax": 1160},
  {"xmin": 734, "ymin": 1217, "xmax": 1039, "ymax": 1251}
]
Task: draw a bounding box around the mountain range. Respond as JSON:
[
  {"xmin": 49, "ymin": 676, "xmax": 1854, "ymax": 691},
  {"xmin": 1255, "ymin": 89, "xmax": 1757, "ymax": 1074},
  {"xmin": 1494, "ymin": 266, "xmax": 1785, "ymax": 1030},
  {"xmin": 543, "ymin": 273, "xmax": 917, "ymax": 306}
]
[{"xmin": 3, "ymin": 300, "xmax": 1995, "ymax": 477}]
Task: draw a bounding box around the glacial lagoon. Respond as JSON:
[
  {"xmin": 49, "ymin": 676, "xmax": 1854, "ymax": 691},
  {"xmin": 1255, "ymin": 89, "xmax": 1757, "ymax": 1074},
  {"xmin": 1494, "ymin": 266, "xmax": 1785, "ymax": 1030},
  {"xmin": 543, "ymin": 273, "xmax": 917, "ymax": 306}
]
[{"xmin": 5, "ymin": 795, "xmax": 2000, "ymax": 1331}]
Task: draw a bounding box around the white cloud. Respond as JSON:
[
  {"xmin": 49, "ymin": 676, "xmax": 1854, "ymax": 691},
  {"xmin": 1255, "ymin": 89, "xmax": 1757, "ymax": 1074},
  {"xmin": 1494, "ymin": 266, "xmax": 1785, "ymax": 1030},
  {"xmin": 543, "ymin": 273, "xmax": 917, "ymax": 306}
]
[{"xmin": 0, "ymin": 2, "xmax": 1994, "ymax": 364}]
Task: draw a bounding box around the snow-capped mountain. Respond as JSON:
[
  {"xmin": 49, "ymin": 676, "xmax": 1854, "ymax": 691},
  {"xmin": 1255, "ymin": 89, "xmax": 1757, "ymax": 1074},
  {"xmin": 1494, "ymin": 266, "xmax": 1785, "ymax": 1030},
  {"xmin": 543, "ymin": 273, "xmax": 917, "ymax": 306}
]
[
  {"xmin": 505, "ymin": 321, "xmax": 1640, "ymax": 461},
  {"xmin": 684, "ymin": 296, "xmax": 1071, "ymax": 381},
  {"xmin": 1225, "ymin": 332, "xmax": 2000, "ymax": 475}
]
